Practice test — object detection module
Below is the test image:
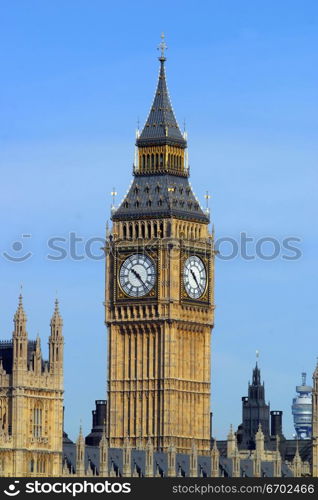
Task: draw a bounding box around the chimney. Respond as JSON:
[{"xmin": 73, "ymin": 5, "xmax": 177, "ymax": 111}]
[{"xmin": 271, "ymin": 411, "xmax": 283, "ymax": 437}]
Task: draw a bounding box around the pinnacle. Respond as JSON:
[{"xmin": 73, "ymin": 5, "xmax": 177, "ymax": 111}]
[{"xmin": 14, "ymin": 293, "xmax": 27, "ymax": 326}]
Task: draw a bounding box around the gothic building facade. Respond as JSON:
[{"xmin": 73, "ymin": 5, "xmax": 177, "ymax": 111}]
[{"xmin": 0, "ymin": 296, "xmax": 64, "ymax": 476}]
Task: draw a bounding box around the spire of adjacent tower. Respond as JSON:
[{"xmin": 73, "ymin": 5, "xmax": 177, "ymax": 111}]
[
  {"xmin": 13, "ymin": 293, "xmax": 27, "ymax": 335},
  {"xmin": 76, "ymin": 424, "xmax": 85, "ymax": 476},
  {"xmin": 49, "ymin": 298, "xmax": 64, "ymax": 379},
  {"xmin": 12, "ymin": 293, "xmax": 28, "ymax": 374},
  {"xmin": 50, "ymin": 299, "xmax": 63, "ymax": 334},
  {"xmin": 252, "ymin": 362, "xmax": 261, "ymax": 386}
]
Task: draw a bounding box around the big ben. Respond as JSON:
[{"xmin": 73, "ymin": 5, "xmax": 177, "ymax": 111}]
[{"xmin": 105, "ymin": 37, "xmax": 215, "ymax": 455}]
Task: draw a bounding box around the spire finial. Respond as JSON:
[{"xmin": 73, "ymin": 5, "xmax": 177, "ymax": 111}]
[
  {"xmin": 256, "ymin": 349, "xmax": 260, "ymax": 366},
  {"xmin": 204, "ymin": 191, "xmax": 211, "ymax": 210},
  {"xmin": 158, "ymin": 32, "xmax": 167, "ymax": 61},
  {"xmin": 19, "ymin": 284, "xmax": 23, "ymax": 304},
  {"xmin": 111, "ymin": 187, "xmax": 117, "ymax": 209}
]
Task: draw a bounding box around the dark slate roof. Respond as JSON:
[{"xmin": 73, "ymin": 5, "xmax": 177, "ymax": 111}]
[
  {"xmin": 112, "ymin": 173, "xmax": 209, "ymax": 223},
  {"xmin": 137, "ymin": 58, "xmax": 187, "ymax": 148},
  {"xmin": 0, "ymin": 340, "xmax": 43, "ymax": 374},
  {"xmin": 261, "ymin": 461, "xmax": 274, "ymax": 477},
  {"xmin": 62, "ymin": 442, "xmax": 297, "ymax": 477},
  {"xmin": 282, "ymin": 439, "xmax": 312, "ymax": 463},
  {"xmin": 282, "ymin": 463, "xmax": 294, "ymax": 477},
  {"xmin": 240, "ymin": 459, "xmax": 254, "ymax": 477}
]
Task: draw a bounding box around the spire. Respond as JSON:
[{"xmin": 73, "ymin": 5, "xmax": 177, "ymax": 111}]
[
  {"xmin": 49, "ymin": 298, "xmax": 64, "ymax": 378},
  {"xmin": 252, "ymin": 362, "xmax": 261, "ymax": 386},
  {"xmin": 76, "ymin": 424, "xmax": 85, "ymax": 476},
  {"xmin": 99, "ymin": 420, "xmax": 109, "ymax": 477},
  {"xmin": 137, "ymin": 35, "xmax": 186, "ymax": 148},
  {"xmin": 51, "ymin": 299, "xmax": 62, "ymax": 324},
  {"xmin": 50, "ymin": 298, "xmax": 63, "ymax": 337},
  {"xmin": 36, "ymin": 333, "xmax": 41, "ymax": 349},
  {"xmin": 211, "ymin": 440, "xmax": 220, "ymax": 478},
  {"xmin": 227, "ymin": 425, "xmax": 236, "ymax": 458},
  {"xmin": 34, "ymin": 333, "xmax": 42, "ymax": 374},
  {"xmin": 13, "ymin": 293, "xmax": 27, "ymax": 334}
]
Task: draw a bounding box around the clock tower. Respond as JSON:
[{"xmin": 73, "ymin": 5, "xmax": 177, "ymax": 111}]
[{"xmin": 105, "ymin": 38, "xmax": 215, "ymax": 454}]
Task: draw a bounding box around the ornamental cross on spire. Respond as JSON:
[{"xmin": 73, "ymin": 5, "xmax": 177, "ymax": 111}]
[{"xmin": 158, "ymin": 32, "xmax": 167, "ymax": 60}]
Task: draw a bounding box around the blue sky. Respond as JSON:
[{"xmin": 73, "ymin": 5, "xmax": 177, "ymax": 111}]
[{"xmin": 1, "ymin": 0, "xmax": 317, "ymax": 441}]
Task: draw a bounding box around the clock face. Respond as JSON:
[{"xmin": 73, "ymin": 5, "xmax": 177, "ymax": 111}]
[
  {"xmin": 183, "ymin": 255, "xmax": 207, "ymax": 299},
  {"xmin": 119, "ymin": 254, "xmax": 156, "ymax": 297}
]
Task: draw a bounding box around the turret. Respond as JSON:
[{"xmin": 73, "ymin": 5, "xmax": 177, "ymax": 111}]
[
  {"xmin": 255, "ymin": 423, "xmax": 265, "ymax": 456},
  {"xmin": 210, "ymin": 440, "xmax": 219, "ymax": 477},
  {"xmin": 49, "ymin": 299, "xmax": 64, "ymax": 380},
  {"xmin": 227, "ymin": 425, "xmax": 236, "ymax": 457},
  {"xmin": 167, "ymin": 440, "xmax": 176, "ymax": 477},
  {"xmin": 232, "ymin": 442, "xmax": 240, "ymax": 478},
  {"xmin": 145, "ymin": 437, "xmax": 154, "ymax": 477},
  {"xmin": 122, "ymin": 437, "xmax": 132, "ymax": 477},
  {"xmin": 33, "ymin": 334, "xmax": 42, "ymax": 375},
  {"xmin": 76, "ymin": 425, "xmax": 85, "ymax": 476},
  {"xmin": 99, "ymin": 421, "xmax": 109, "ymax": 477},
  {"xmin": 12, "ymin": 294, "xmax": 28, "ymax": 374},
  {"xmin": 252, "ymin": 424, "xmax": 265, "ymax": 478},
  {"xmin": 189, "ymin": 439, "xmax": 198, "ymax": 477},
  {"xmin": 273, "ymin": 435, "xmax": 282, "ymax": 477}
]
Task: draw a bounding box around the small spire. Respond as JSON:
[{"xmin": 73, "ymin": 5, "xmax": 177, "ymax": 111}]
[
  {"xmin": 252, "ymin": 360, "xmax": 261, "ymax": 386},
  {"xmin": 51, "ymin": 297, "xmax": 62, "ymax": 325},
  {"xmin": 36, "ymin": 333, "xmax": 41, "ymax": 349},
  {"xmin": 256, "ymin": 423, "xmax": 264, "ymax": 438},
  {"xmin": 204, "ymin": 191, "xmax": 211, "ymax": 214},
  {"xmin": 228, "ymin": 424, "xmax": 235, "ymax": 438},
  {"xmin": 54, "ymin": 298, "xmax": 59, "ymax": 313},
  {"xmin": 146, "ymin": 435, "xmax": 153, "ymax": 449},
  {"xmin": 158, "ymin": 32, "xmax": 167, "ymax": 61},
  {"xmin": 14, "ymin": 291, "xmax": 27, "ymax": 327},
  {"xmin": 111, "ymin": 187, "xmax": 117, "ymax": 213},
  {"xmin": 77, "ymin": 423, "xmax": 84, "ymax": 443}
]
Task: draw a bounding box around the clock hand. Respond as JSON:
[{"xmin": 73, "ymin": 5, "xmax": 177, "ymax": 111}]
[
  {"xmin": 131, "ymin": 268, "xmax": 146, "ymax": 286},
  {"xmin": 190, "ymin": 269, "xmax": 201, "ymax": 289}
]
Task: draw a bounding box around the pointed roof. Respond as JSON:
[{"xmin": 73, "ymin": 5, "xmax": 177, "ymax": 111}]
[
  {"xmin": 137, "ymin": 52, "xmax": 186, "ymax": 148},
  {"xmin": 51, "ymin": 298, "xmax": 63, "ymax": 327},
  {"xmin": 14, "ymin": 293, "xmax": 27, "ymax": 324},
  {"xmin": 112, "ymin": 173, "xmax": 209, "ymax": 222},
  {"xmin": 77, "ymin": 424, "xmax": 85, "ymax": 445},
  {"xmin": 252, "ymin": 362, "xmax": 261, "ymax": 386}
]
